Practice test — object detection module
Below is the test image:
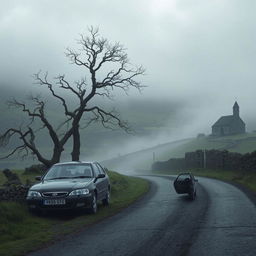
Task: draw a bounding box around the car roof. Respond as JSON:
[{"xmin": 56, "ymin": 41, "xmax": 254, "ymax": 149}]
[{"xmin": 53, "ymin": 161, "xmax": 98, "ymax": 166}]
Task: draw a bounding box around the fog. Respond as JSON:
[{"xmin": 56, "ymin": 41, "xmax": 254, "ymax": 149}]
[{"xmin": 1, "ymin": 0, "xmax": 256, "ymax": 168}]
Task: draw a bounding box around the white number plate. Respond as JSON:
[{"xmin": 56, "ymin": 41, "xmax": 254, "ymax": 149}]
[{"xmin": 44, "ymin": 199, "xmax": 66, "ymax": 205}]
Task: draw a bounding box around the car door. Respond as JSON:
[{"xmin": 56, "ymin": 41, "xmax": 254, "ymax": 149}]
[
  {"xmin": 174, "ymin": 174, "xmax": 191, "ymax": 194},
  {"xmin": 96, "ymin": 163, "xmax": 109, "ymax": 195},
  {"xmin": 92, "ymin": 163, "xmax": 105, "ymax": 200}
]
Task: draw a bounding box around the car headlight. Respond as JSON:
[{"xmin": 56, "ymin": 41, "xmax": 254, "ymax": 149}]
[
  {"xmin": 69, "ymin": 189, "xmax": 90, "ymax": 196},
  {"xmin": 27, "ymin": 190, "xmax": 41, "ymax": 198}
]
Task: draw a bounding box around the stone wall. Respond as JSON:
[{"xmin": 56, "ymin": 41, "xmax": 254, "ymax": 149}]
[
  {"xmin": 152, "ymin": 150, "xmax": 256, "ymax": 172},
  {"xmin": 185, "ymin": 150, "xmax": 204, "ymax": 169},
  {"xmin": 0, "ymin": 169, "xmax": 30, "ymax": 202},
  {"xmin": 0, "ymin": 185, "xmax": 29, "ymax": 201}
]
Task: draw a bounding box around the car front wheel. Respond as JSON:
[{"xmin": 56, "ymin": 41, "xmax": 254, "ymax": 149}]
[
  {"xmin": 189, "ymin": 190, "xmax": 196, "ymax": 200},
  {"xmin": 102, "ymin": 190, "xmax": 110, "ymax": 206},
  {"xmin": 89, "ymin": 193, "xmax": 97, "ymax": 214}
]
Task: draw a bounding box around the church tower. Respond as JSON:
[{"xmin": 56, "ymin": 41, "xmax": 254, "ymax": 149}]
[
  {"xmin": 233, "ymin": 101, "xmax": 239, "ymax": 118},
  {"xmin": 212, "ymin": 101, "xmax": 245, "ymax": 136}
]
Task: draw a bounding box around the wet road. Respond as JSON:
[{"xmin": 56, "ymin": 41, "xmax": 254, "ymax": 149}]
[{"xmin": 28, "ymin": 175, "xmax": 256, "ymax": 256}]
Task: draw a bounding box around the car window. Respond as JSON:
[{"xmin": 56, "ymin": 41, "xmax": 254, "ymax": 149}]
[
  {"xmin": 44, "ymin": 165, "xmax": 63, "ymax": 179},
  {"xmin": 71, "ymin": 165, "xmax": 93, "ymax": 177},
  {"xmin": 44, "ymin": 164, "xmax": 93, "ymax": 180},
  {"xmin": 95, "ymin": 163, "xmax": 105, "ymax": 174},
  {"xmin": 92, "ymin": 163, "xmax": 101, "ymax": 177}
]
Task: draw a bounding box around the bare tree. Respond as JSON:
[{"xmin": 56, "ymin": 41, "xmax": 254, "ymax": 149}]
[
  {"xmin": 0, "ymin": 95, "xmax": 73, "ymax": 168},
  {"xmin": 0, "ymin": 27, "xmax": 145, "ymax": 167}
]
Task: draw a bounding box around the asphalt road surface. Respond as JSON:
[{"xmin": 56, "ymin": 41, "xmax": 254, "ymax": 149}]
[{"xmin": 28, "ymin": 175, "xmax": 256, "ymax": 256}]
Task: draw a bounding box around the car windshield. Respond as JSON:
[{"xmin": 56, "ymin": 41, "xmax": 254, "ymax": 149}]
[
  {"xmin": 44, "ymin": 164, "xmax": 93, "ymax": 180},
  {"xmin": 177, "ymin": 174, "xmax": 191, "ymax": 181}
]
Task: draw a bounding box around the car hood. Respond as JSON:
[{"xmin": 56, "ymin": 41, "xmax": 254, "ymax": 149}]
[{"xmin": 30, "ymin": 178, "xmax": 94, "ymax": 192}]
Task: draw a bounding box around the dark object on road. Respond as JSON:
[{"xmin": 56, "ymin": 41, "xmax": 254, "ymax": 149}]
[
  {"xmin": 173, "ymin": 173, "xmax": 198, "ymax": 200},
  {"xmin": 26, "ymin": 161, "xmax": 110, "ymax": 214}
]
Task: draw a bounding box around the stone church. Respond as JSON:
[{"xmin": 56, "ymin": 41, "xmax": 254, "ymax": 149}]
[{"xmin": 212, "ymin": 102, "xmax": 246, "ymax": 136}]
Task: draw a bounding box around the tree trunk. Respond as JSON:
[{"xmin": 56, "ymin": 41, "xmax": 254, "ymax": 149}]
[
  {"xmin": 49, "ymin": 152, "xmax": 61, "ymax": 167},
  {"xmin": 71, "ymin": 125, "xmax": 80, "ymax": 161}
]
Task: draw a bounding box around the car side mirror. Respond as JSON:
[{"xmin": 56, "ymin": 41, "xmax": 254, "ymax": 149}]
[
  {"xmin": 94, "ymin": 173, "xmax": 105, "ymax": 183},
  {"xmin": 195, "ymin": 179, "xmax": 198, "ymax": 182},
  {"xmin": 35, "ymin": 176, "xmax": 42, "ymax": 181}
]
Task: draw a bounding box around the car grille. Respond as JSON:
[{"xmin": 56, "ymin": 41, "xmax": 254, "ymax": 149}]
[{"xmin": 42, "ymin": 192, "xmax": 68, "ymax": 197}]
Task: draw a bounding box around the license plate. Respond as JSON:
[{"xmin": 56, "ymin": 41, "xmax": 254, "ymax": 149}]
[{"xmin": 44, "ymin": 199, "xmax": 66, "ymax": 205}]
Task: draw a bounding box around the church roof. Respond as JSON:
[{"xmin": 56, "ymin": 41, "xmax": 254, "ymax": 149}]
[
  {"xmin": 213, "ymin": 115, "xmax": 234, "ymax": 127},
  {"xmin": 212, "ymin": 115, "xmax": 245, "ymax": 127},
  {"xmin": 233, "ymin": 101, "xmax": 239, "ymax": 108}
]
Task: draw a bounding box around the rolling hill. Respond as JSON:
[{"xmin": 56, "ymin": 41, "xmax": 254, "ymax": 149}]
[{"xmin": 103, "ymin": 132, "xmax": 256, "ymax": 173}]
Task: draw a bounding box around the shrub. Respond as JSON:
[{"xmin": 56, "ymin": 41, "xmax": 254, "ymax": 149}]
[{"xmin": 23, "ymin": 164, "xmax": 47, "ymax": 175}]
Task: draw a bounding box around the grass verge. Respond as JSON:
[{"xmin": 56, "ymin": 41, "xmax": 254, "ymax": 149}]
[
  {"xmin": 0, "ymin": 171, "xmax": 149, "ymax": 256},
  {"xmin": 152, "ymin": 169, "xmax": 256, "ymax": 193},
  {"xmin": 191, "ymin": 169, "xmax": 256, "ymax": 192}
]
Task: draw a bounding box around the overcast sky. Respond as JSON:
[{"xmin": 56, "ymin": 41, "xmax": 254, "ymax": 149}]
[{"xmin": 1, "ymin": 0, "xmax": 256, "ymax": 138}]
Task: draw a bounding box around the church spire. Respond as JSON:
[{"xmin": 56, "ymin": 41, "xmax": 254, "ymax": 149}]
[{"xmin": 233, "ymin": 101, "xmax": 239, "ymax": 118}]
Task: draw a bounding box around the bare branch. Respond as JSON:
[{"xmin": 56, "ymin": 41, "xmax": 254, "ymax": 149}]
[
  {"xmin": 0, "ymin": 145, "xmax": 27, "ymax": 160},
  {"xmin": 0, "ymin": 127, "xmax": 42, "ymax": 162},
  {"xmin": 65, "ymin": 48, "xmax": 90, "ymax": 68},
  {"xmin": 0, "ymin": 128, "xmax": 18, "ymax": 147},
  {"xmin": 84, "ymin": 106, "xmax": 132, "ymax": 133},
  {"xmin": 80, "ymin": 116, "xmax": 99, "ymax": 129},
  {"xmin": 56, "ymin": 75, "xmax": 82, "ymax": 100},
  {"xmin": 95, "ymin": 90, "xmax": 115, "ymax": 100},
  {"xmin": 98, "ymin": 65, "xmax": 145, "ymax": 92},
  {"xmin": 56, "ymin": 116, "xmax": 73, "ymax": 134},
  {"xmin": 74, "ymin": 77, "xmax": 87, "ymax": 96},
  {"xmin": 34, "ymin": 72, "xmax": 75, "ymax": 117},
  {"xmin": 7, "ymin": 98, "xmax": 41, "ymax": 120}
]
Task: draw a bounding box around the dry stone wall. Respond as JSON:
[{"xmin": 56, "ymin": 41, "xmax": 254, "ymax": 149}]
[
  {"xmin": 0, "ymin": 169, "xmax": 30, "ymax": 202},
  {"xmin": 0, "ymin": 185, "xmax": 29, "ymax": 201},
  {"xmin": 152, "ymin": 150, "xmax": 256, "ymax": 172}
]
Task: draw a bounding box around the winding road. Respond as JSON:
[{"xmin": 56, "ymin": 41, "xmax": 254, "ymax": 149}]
[{"xmin": 28, "ymin": 175, "xmax": 256, "ymax": 256}]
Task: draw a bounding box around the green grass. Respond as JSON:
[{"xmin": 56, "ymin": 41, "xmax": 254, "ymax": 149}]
[
  {"xmin": 0, "ymin": 202, "xmax": 55, "ymax": 255},
  {"xmin": 153, "ymin": 168, "xmax": 256, "ymax": 193},
  {"xmin": 0, "ymin": 170, "xmax": 7, "ymax": 185},
  {"xmin": 191, "ymin": 169, "xmax": 256, "ymax": 192},
  {"xmin": 159, "ymin": 138, "xmax": 227, "ymax": 160},
  {"xmin": 0, "ymin": 171, "xmax": 149, "ymax": 256},
  {"xmin": 229, "ymin": 139, "xmax": 256, "ymax": 154},
  {"xmin": 157, "ymin": 133, "xmax": 256, "ymax": 161}
]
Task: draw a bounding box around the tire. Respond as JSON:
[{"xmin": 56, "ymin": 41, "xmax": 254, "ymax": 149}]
[
  {"xmin": 102, "ymin": 190, "xmax": 110, "ymax": 206},
  {"xmin": 189, "ymin": 190, "xmax": 195, "ymax": 200},
  {"xmin": 89, "ymin": 193, "xmax": 97, "ymax": 214}
]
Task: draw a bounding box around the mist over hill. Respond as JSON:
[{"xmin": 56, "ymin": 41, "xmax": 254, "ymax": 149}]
[
  {"xmin": 0, "ymin": 83, "xmax": 194, "ymax": 168},
  {"xmin": 103, "ymin": 132, "xmax": 256, "ymax": 173},
  {"xmin": 1, "ymin": 83, "xmax": 256, "ymax": 170}
]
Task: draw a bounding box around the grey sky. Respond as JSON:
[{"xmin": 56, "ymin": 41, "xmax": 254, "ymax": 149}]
[{"xmin": 1, "ymin": 0, "xmax": 256, "ymax": 137}]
